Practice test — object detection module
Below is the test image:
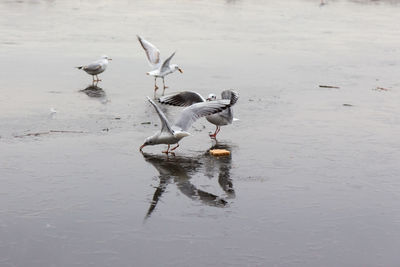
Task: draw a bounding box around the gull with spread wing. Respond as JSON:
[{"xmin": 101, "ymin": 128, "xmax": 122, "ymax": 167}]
[
  {"xmin": 158, "ymin": 90, "xmax": 239, "ymax": 139},
  {"xmin": 76, "ymin": 55, "xmax": 112, "ymax": 84},
  {"xmin": 137, "ymin": 35, "xmax": 183, "ymax": 96},
  {"xmin": 140, "ymin": 97, "xmax": 233, "ymax": 154}
]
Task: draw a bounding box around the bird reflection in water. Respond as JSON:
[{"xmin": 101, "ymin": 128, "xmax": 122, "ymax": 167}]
[
  {"xmin": 142, "ymin": 142, "xmax": 235, "ymax": 219},
  {"xmin": 80, "ymin": 84, "xmax": 106, "ymax": 99},
  {"xmin": 204, "ymin": 142, "xmax": 235, "ymax": 197}
]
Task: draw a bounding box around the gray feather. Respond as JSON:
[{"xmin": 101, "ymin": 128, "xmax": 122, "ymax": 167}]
[
  {"xmin": 221, "ymin": 90, "xmax": 239, "ymax": 105},
  {"xmin": 160, "ymin": 52, "xmax": 176, "ymax": 73},
  {"xmin": 147, "ymin": 97, "xmax": 174, "ymax": 134},
  {"xmin": 137, "ymin": 35, "xmax": 161, "ymax": 67},
  {"xmin": 174, "ymin": 100, "xmax": 231, "ymax": 131},
  {"xmin": 158, "ymin": 91, "xmax": 206, "ymax": 107}
]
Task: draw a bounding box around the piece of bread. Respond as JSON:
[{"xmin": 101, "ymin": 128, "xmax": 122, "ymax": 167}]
[{"xmin": 209, "ymin": 149, "xmax": 230, "ymax": 156}]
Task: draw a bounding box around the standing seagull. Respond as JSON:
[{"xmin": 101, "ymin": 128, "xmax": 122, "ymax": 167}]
[
  {"xmin": 140, "ymin": 97, "xmax": 233, "ymax": 154},
  {"xmin": 158, "ymin": 90, "xmax": 239, "ymax": 139},
  {"xmin": 76, "ymin": 55, "xmax": 112, "ymax": 84},
  {"xmin": 137, "ymin": 35, "xmax": 183, "ymax": 96}
]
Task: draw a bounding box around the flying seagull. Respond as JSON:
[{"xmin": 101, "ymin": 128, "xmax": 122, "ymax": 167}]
[{"xmin": 137, "ymin": 35, "xmax": 183, "ymax": 96}]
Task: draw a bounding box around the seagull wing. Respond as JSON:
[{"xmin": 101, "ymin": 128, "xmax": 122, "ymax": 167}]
[
  {"xmin": 83, "ymin": 62, "xmax": 102, "ymax": 72},
  {"xmin": 137, "ymin": 35, "xmax": 161, "ymax": 67},
  {"xmin": 218, "ymin": 90, "xmax": 239, "ymax": 124},
  {"xmin": 147, "ymin": 97, "xmax": 174, "ymax": 134},
  {"xmin": 160, "ymin": 52, "xmax": 176, "ymax": 73},
  {"xmin": 158, "ymin": 91, "xmax": 206, "ymax": 107},
  {"xmin": 174, "ymin": 100, "xmax": 231, "ymax": 131},
  {"xmin": 221, "ymin": 90, "xmax": 239, "ymax": 106}
]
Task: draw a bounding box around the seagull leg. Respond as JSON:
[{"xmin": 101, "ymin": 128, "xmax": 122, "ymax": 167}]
[
  {"xmin": 209, "ymin": 126, "xmax": 220, "ymax": 139},
  {"xmin": 153, "ymin": 78, "xmax": 159, "ymax": 98},
  {"xmin": 162, "ymin": 77, "xmax": 168, "ymax": 95},
  {"xmin": 162, "ymin": 144, "xmax": 170, "ymax": 154},
  {"xmin": 96, "ymin": 75, "xmax": 102, "ymax": 82},
  {"xmin": 170, "ymin": 144, "xmax": 179, "ymax": 151},
  {"xmin": 154, "ymin": 77, "xmax": 159, "ymax": 90}
]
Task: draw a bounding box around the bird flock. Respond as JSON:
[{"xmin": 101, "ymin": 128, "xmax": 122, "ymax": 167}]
[{"xmin": 76, "ymin": 35, "xmax": 239, "ymax": 154}]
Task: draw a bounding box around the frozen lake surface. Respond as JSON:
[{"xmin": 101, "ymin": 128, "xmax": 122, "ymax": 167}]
[{"xmin": 1, "ymin": 0, "xmax": 400, "ymax": 266}]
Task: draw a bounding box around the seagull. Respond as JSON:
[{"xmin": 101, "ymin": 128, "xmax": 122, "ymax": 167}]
[
  {"xmin": 158, "ymin": 90, "xmax": 239, "ymax": 139},
  {"xmin": 140, "ymin": 97, "xmax": 233, "ymax": 154},
  {"xmin": 137, "ymin": 35, "xmax": 183, "ymax": 96},
  {"xmin": 76, "ymin": 55, "xmax": 112, "ymax": 83}
]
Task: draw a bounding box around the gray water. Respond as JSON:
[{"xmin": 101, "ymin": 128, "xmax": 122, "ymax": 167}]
[{"xmin": 1, "ymin": 0, "xmax": 400, "ymax": 266}]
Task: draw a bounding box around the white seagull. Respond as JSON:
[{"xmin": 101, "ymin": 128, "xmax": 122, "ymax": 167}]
[
  {"xmin": 137, "ymin": 35, "xmax": 183, "ymax": 96},
  {"xmin": 76, "ymin": 55, "xmax": 112, "ymax": 83},
  {"xmin": 140, "ymin": 97, "xmax": 233, "ymax": 154},
  {"xmin": 158, "ymin": 90, "xmax": 239, "ymax": 139}
]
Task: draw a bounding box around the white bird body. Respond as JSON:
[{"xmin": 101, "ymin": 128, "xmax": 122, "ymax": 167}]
[
  {"xmin": 140, "ymin": 97, "xmax": 232, "ymax": 153},
  {"xmin": 158, "ymin": 90, "xmax": 239, "ymax": 139},
  {"xmin": 206, "ymin": 110, "xmax": 232, "ymax": 126},
  {"xmin": 76, "ymin": 56, "xmax": 111, "ymax": 83},
  {"xmin": 82, "ymin": 59, "xmax": 108, "ymax": 75},
  {"xmin": 147, "ymin": 130, "xmax": 190, "ymax": 145},
  {"xmin": 147, "ymin": 63, "xmax": 180, "ymax": 78},
  {"xmin": 137, "ymin": 35, "xmax": 183, "ymax": 95}
]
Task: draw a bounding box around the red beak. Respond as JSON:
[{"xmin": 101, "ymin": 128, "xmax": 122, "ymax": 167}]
[
  {"xmin": 139, "ymin": 144, "xmax": 146, "ymax": 152},
  {"xmin": 178, "ymin": 68, "xmax": 183, "ymax": 73}
]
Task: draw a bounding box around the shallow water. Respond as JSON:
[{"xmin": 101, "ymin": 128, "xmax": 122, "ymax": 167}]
[{"xmin": 1, "ymin": 0, "xmax": 400, "ymax": 266}]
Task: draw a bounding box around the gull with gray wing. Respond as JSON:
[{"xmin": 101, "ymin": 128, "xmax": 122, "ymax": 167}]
[
  {"xmin": 158, "ymin": 90, "xmax": 239, "ymax": 139},
  {"xmin": 76, "ymin": 55, "xmax": 112, "ymax": 84},
  {"xmin": 140, "ymin": 97, "xmax": 233, "ymax": 154},
  {"xmin": 137, "ymin": 35, "xmax": 183, "ymax": 96}
]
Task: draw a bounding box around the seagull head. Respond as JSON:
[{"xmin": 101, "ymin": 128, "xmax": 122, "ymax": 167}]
[
  {"xmin": 139, "ymin": 136, "xmax": 155, "ymax": 152},
  {"xmin": 206, "ymin": 93, "xmax": 217, "ymax": 101},
  {"xmin": 171, "ymin": 64, "xmax": 183, "ymax": 73},
  {"xmin": 101, "ymin": 55, "xmax": 112, "ymax": 61}
]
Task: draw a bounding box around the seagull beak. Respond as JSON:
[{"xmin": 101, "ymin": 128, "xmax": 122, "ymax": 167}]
[
  {"xmin": 108, "ymin": 58, "xmax": 112, "ymax": 61},
  {"xmin": 178, "ymin": 68, "xmax": 183, "ymax": 73},
  {"xmin": 206, "ymin": 98, "xmax": 211, "ymax": 101},
  {"xmin": 146, "ymin": 72, "xmax": 150, "ymax": 75},
  {"xmin": 139, "ymin": 144, "xmax": 146, "ymax": 152}
]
